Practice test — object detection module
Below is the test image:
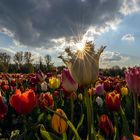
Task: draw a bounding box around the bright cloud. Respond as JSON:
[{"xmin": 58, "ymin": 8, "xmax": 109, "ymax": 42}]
[{"xmin": 121, "ymin": 34, "xmax": 135, "ymax": 41}]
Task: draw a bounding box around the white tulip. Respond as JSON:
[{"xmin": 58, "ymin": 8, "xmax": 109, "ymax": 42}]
[{"xmin": 59, "ymin": 42, "xmax": 106, "ymax": 86}]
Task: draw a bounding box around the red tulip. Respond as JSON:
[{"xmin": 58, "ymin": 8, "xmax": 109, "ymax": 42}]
[
  {"xmin": 61, "ymin": 69, "xmax": 78, "ymax": 93},
  {"xmin": 38, "ymin": 93, "xmax": 54, "ymax": 110},
  {"xmin": 99, "ymin": 114, "xmax": 114, "ymax": 136},
  {"xmin": 10, "ymin": 89, "xmax": 37, "ymax": 114},
  {"xmin": 1, "ymin": 84, "xmax": 9, "ymax": 91},
  {"xmin": 106, "ymin": 90, "xmax": 121, "ymax": 112}
]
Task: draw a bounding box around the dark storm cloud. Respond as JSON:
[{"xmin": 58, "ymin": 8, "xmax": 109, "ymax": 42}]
[{"xmin": 0, "ymin": 0, "xmax": 122, "ymax": 47}]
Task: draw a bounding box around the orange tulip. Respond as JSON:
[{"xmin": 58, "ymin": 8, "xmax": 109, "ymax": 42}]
[
  {"xmin": 10, "ymin": 89, "xmax": 37, "ymax": 114},
  {"xmin": 133, "ymin": 134, "xmax": 140, "ymax": 140},
  {"xmin": 51, "ymin": 109, "xmax": 68, "ymax": 134}
]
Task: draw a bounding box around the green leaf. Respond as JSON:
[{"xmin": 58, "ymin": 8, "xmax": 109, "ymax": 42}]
[
  {"xmin": 40, "ymin": 125, "xmax": 62, "ymax": 140},
  {"xmin": 38, "ymin": 112, "xmax": 46, "ymax": 123}
]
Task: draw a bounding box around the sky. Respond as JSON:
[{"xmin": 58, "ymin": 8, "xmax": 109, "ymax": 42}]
[{"xmin": 0, "ymin": 0, "xmax": 140, "ymax": 68}]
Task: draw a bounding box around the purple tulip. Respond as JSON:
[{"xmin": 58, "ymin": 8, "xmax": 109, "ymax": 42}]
[{"xmin": 95, "ymin": 83, "xmax": 104, "ymax": 96}]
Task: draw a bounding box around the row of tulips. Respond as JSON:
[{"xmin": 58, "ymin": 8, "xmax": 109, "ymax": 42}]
[
  {"xmin": 0, "ymin": 67, "xmax": 139, "ymax": 140},
  {"xmin": 0, "ymin": 42, "xmax": 140, "ymax": 140}
]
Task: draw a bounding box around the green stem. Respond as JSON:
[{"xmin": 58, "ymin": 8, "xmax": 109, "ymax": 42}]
[
  {"xmin": 113, "ymin": 113, "xmax": 120, "ymax": 140},
  {"xmin": 84, "ymin": 88, "xmax": 96, "ymax": 140},
  {"xmin": 62, "ymin": 133, "xmax": 67, "ymax": 140},
  {"xmin": 133, "ymin": 93, "xmax": 138, "ymax": 134},
  {"xmin": 120, "ymin": 107, "xmax": 133, "ymax": 140},
  {"xmin": 68, "ymin": 95, "xmax": 74, "ymax": 140}
]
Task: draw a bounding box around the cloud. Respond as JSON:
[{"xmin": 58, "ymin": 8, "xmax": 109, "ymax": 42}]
[
  {"xmin": 100, "ymin": 51, "xmax": 129, "ymax": 62},
  {"xmin": 120, "ymin": 0, "xmax": 140, "ymax": 15},
  {"xmin": 121, "ymin": 34, "xmax": 135, "ymax": 41},
  {"xmin": 0, "ymin": 0, "xmax": 124, "ymax": 48},
  {"xmin": 0, "ymin": 47, "xmax": 15, "ymax": 59},
  {"xmin": 100, "ymin": 51, "xmax": 130, "ymax": 68}
]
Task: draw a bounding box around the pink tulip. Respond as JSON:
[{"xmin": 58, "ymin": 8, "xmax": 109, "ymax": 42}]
[
  {"xmin": 125, "ymin": 67, "xmax": 140, "ymax": 96},
  {"xmin": 61, "ymin": 69, "xmax": 78, "ymax": 93}
]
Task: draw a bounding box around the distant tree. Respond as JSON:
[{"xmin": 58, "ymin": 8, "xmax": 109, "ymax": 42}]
[
  {"xmin": 44, "ymin": 54, "xmax": 54, "ymax": 71},
  {"xmin": 0, "ymin": 52, "xmax": 11, "ymax": 72},
  {"xmin": 44, "ymin": 54, "xmax": 51, "ymax": 66},
  {"xmin": 39, "ymin": 56, "xmax": 45, "ymax": 71},
  {"xmin": 0, "ymin": 52, "xmax": 11, "ymax": 65},
  {"xmin": 13, "ymin": 51, "xmax": 24, "ymax": 71},
  {"xmin": 23, "ymin": 52, "xmax": 34, "ymax": 73},
  {"xmin": 24, "ymin": 52, "xmax": 34, "ymax": 64},
  {"xmin": 21, "ymin": 63, "xmax": 34, "ymax": 73}
]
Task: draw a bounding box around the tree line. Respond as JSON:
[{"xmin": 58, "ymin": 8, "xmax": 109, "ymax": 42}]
[{"xmin": 0, "ymin": 51, "xmax": 55, "ymax": 73}]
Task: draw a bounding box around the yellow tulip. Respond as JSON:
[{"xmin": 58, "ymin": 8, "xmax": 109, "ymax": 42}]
[
  {"xmin": 121, "ymin": 87, "xmax": 128, "ymax": 96},
  {"xmin": 51, "ymin": 109, "xmax": 68, "ymax": 134},
  {"xmin": 49, "ymin": 77, "xmax": 60, "ymax": 89}
]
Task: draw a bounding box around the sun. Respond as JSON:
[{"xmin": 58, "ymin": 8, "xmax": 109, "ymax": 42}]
[{"xmin": 76, "ymin": 42, "xmax": 85, "ymax": 52}]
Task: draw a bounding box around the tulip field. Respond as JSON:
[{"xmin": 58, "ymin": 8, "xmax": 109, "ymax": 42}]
[
  {"xmin": 0, "ymin": 68, "xmax": 140, "ymax": 140},
  {"xmin": 0, "ymin": 43, "xmax": 140, "ymax": 140}
]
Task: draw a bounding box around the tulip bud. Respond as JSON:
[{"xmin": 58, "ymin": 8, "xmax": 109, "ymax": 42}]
[
  {"xmin": 121, "ymin": 87, "xmax": 128, "ymax": 96},
  {"xmin": 78, "ymin": 93, "xmax": 83, "ymax": 101},
  {"xmin": 96, "ymin": 96, "xmax": 103, "ymax": 107},
  {"xmin": 51, "ymin": 109, "xmax": 68, "ymax": 134}
]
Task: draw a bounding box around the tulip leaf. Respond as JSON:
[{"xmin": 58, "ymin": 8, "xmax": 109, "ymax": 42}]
[
  {"xmin": 76, "ymin": 114, "xmax": 84, "ymax": 131},
  {"xmin": 38, "ymin": 112, "xmax": 46, "ymax": 123},
  {"xmin": 40, "ymin": 125, "xmax": 62, "ymax": 140}
]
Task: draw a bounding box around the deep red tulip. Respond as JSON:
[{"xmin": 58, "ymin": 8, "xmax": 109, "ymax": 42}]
[
  {"xmin": 106, "ymin": 91, "xmax": 121, "ymax": 112},
  {"xmin": 10, "ymin": 89, "xmax": 37, "ymax": 114},
  {"xmin": 103, "ymin": 80, "xmax": 111, "ymax": 91}
]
